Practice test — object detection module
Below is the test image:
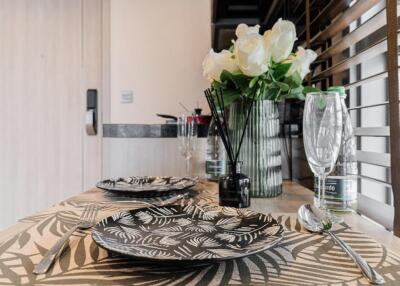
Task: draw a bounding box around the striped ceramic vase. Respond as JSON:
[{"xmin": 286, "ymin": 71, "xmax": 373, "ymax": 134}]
[{"xmin": 229, "ymin": 99, "xmax": 282, "ymax": 197}]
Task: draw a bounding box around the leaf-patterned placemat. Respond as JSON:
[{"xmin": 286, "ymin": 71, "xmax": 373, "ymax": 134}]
[{"xmin": 0, "ymin": 181, "xmax": 399, "ymax": 285}]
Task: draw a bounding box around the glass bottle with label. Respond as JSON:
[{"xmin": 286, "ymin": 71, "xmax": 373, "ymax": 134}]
[
  {"xmin": 205, "ymin": 111, "xmax": 227, "ymax": 180},
  {"xmin": 314, "ymin": 86, "xmax": 358, "ymax": 211}
]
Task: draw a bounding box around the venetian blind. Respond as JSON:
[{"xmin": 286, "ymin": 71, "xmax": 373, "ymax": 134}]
[{"xmin": 300, "ymin": 0, "xmax": 400, "ymax": 234}]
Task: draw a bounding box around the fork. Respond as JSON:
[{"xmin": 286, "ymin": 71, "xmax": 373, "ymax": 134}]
[{"xmin": 33, "ymin": 203, "xmax": 99, "ymax": 274}]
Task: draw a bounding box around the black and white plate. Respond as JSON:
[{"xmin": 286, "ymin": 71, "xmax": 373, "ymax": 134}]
[
  {"xmin": 96, "ymin": 176, "xmax": 197, "ymax": 195},
  {"xmin": 92, "ymin": 205, "xmax": 284, "ymax": 262}
]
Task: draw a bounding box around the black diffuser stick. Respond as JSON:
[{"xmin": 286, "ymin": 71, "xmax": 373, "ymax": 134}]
[
  {"xmin": 205, "ymin": 91, "xmax": 234, "ymax": 163},
  {"xmin": 214, "ymin": 89, "xmax": 234, "ymax": 159},
  {"xmin": 204, "ymin": 88, "xmax": 257, "ymax": 169},
  {"xmin": 233, "ymin": 93, "xmax": 257, "ymax": 163},
  {"xmin": 207, "ymin": 90, "xmax": 234, "ymax": 163},
  {"xmin": 208, "ymin": 98, "xmax": 234, "ymax": 163},
  {"xmin": 216, "ymin": 89, "xmax": 233, "ymax": 155}
]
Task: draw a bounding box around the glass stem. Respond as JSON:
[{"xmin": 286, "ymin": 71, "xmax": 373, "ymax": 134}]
[
  {"xmin": 186, "ymin": 157, "xmax": 190, "ymax": 176},
  {"xmin": 317, "ymin": 176, "xmax": 321, "ymax": 208},
  {"xmin": 320, "ymin": 175, "xmax": 326, "ymax": 210}
]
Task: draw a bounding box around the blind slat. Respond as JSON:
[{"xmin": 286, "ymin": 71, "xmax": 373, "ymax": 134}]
[
  {"xmin": 311, "ymin": 0, "xmax": 382, "ymax": 44},
  {"xmin": 345, "ymin": 71, "xmax": 389, "ymax": 90},
  {"xmin": 354, "ymin": 127, "xmax": 390, "ymax": 136},
  {"xmin": 348, "ymin": 101, "xmax": 388, "ymax": 110},
  {"xmin": 318, "ymin": 8, "xmax": 387, "ymax": 60},
  {"xmin": 312, "ymin": 36, "xmax": 391, "ymax": 81},
  {"xmin": 358, "ymin": 194, "xmax": 394, "ymax": 230},
  {"xmin": 298, "ymin": 0, "xmax": 351, "ymax": 40},
  {"xmin": 359, "ymin": 174, "xmax": 392, "ymax": 188},
  {"xmin": 357, "ymin": 150, "xmax": 391, "ymax": 167}
]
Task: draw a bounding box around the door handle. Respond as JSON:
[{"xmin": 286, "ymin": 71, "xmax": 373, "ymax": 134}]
[{"xmin": 86, "ymin": 89, "xmax": 97, "ymax": 135}]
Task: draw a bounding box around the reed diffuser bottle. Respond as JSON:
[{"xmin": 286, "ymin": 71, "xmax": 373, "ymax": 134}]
[
  {"xmin": 204, "ymin": 88, "xmax": 255, "ymax": 208},
  {"xmin": 219, "ymin": 161, "xmax": 250, "ymax": 208}
]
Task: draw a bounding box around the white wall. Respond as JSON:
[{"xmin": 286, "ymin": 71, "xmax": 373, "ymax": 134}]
[
  {"xmin": 109, "ymin": 0, "xmax": 212, "ymax": 124},
  {"xmin": 103, "ymin": 138, "xmax": 207, "ymax": 179}
]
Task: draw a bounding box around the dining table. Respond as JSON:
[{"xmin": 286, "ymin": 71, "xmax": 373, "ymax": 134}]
[{"xmin": 0, "ymin": 180, "xmax": 400, "ymax": 286}]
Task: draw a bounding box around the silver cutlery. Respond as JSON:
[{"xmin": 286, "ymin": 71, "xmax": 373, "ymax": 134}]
[
  {"xmin": 298, "ymin": 204, "xmax": 385, "ymax": 285},
  {"xmin": 33, "ymin": 203, "xmax": 99, "ymax": 274}
]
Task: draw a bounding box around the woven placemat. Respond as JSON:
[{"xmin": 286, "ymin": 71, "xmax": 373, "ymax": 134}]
[{"xmin": 0, "ymin": 183, "xmax": 398, "ymax": 285}]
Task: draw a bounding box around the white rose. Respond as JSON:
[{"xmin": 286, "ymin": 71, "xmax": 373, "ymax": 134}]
[
  {"xmin": 235, "ymin": 23, "xmax": 260, "ymax": 38},
  {"xmin": 285, "ymin": 47, "xmax": 318, "ymax": 79},
  {"xmin": 234, "ymin": 33, "xmax": 269, "ymax": 77},
  {"xmin": 202, "ymin": 49, "xmax": 239, "ymax": 82},
  {"xmin": 264, "ymin": 18, "xmax": 297, "ymax": 63}
]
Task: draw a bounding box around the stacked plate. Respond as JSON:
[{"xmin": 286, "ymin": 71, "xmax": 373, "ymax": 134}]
[{"xmin": 96, "ymin": 176, "xmax": 197, "ymax": 196}]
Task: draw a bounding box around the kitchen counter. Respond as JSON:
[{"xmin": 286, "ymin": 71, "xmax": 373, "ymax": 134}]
[{"xmin": 103, "ymin": 124, "xmax": 209, "ymax": 138}]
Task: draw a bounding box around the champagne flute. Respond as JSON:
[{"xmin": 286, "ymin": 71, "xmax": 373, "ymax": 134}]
[
  {"xmin": 303, "ymin": 91, "xmax": 343, "ymax": 222},
  {"xmin": 177, "ymin": 115, "xmax": 198, "ymax": 176}
]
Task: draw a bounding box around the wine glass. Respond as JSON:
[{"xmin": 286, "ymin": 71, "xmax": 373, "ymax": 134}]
[
  {"xmin": 303, "ymin": 91, "xmax": 343, "ymax": 222},
  {"xmin": 177, "ymin": 115, "xmax": 198, "ymax": 176}
]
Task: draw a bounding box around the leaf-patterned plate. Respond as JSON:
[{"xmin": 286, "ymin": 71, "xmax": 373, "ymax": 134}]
[
  {"xmin": 92, "ymin": 205, "xmax": 284, "ymax": 262},
  {"xmin": 96, "ymin": 176, "xmax": 197, "ymax": 195}
]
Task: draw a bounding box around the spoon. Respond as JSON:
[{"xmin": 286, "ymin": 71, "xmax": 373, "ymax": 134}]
[{"xmin": 298, "ymin": 204, "xmax": 385, "ymax": 285}]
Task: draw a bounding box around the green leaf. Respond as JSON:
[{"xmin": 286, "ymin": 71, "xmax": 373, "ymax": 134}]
[
  {"xmin": 303, "ymin": 86, "xmax": 321, "ymax": 95},
  {"xmin": 219, "ymin": 70, "xmax": 232, "ymax": 83},
  {"xmin": 291, "ymin": 72, "xmax": 302, "ymax": 86},
  {"xmin": 287, "ymin": 86, "xmax": 306, "ymax": 100},
  {"xmin": 224, "ymin": 93, "xmax": 241, "ymax": 106},
  {"xmin": 220, "ymin": 70, "xmax": 250, "ymax": 92},
  {"xmin": 249, "ymin": 76, "xmax": 258, "ymax": 88},
  {"xmin": 291, "ymin": 86, "xmax": 304, "ymax": 94},
  {"xmin": 273, "ymin": 63, "xmax": 291, "ymax": 80},
  {"xmin": 219, "ymin": 89, "xmax": 241, "ymax": 106},
  {"xmin": 286, "ymin": 93, "xmax": 305, "ymax": 100},
  {"xmin": 263, "ymin": 87, "xmax": 280, "ymax": 100},
  {"xmin": 211, "ymin": 80, "xmax": 227, "ymax": 92},
  {"xmin": 283, "ymin": 74, "xmax": 302, "ymax": 90},
  {"xmin": 275, "ymin": 81, "xmax": 290, "ymax": 92}
]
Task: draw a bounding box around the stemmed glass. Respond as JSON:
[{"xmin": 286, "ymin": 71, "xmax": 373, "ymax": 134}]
[
  {"xmin": 303, "ymin": 91, "xmax": 343, "ymax": 222},
  {"xmin": 177, "ymin": 115, "xmax": 198, "ymax": 176}
]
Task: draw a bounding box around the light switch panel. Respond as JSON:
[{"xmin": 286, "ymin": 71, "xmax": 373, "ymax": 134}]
[{"xmin": 121, "ymin": 90, "xmax": 134, "ymax": 103}]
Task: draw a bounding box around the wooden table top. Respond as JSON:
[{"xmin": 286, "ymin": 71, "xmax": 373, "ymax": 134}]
[
  {"xmin": 0, "ymin": 180, "xmax": 399, "ymax": 286},
  {"xmin": 1, "ymin": 180, "xmax": 399, "ymax": 254},
  {"xmin": 251, "ymin": 181, "xmax": 400, "ymax": 254}
]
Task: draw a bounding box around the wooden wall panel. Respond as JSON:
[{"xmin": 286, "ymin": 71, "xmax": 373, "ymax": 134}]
[
  {"xmin": 385, "ymin": 0, "xmax": 400, "ymax": 236},
  {"xmin": 0, "ymin": 0, "xmax": 84, "ymax": 229},
  {"xmin": 0, "ymin": 0, "xmax": 103, "ymax": 229},
  {"xmin": 82, "ymin": 0, "xmax": 103, "ymax": 190}
]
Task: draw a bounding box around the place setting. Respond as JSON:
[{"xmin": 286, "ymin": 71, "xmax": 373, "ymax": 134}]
[{"xmin": 32, "ymin": 174, "xmax": 287, "ymax": 280}]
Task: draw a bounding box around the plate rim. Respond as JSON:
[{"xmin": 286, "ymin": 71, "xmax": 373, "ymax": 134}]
[
  {"xmin": 95, "ymin": 176, "xmax": 197, "ymax": 193},
  {"xmin": 91, "ymin": 205, "xmax": 285, "ymax": 262}
]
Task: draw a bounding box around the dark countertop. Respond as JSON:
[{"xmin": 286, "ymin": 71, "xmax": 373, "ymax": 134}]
[
  {"xmin": 103, "ymin": 124, "xmax": 208, "ymax": 138},
  {"xmin": 102, "ymin": 103, "xmax": 300, "ymax": 139}
]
